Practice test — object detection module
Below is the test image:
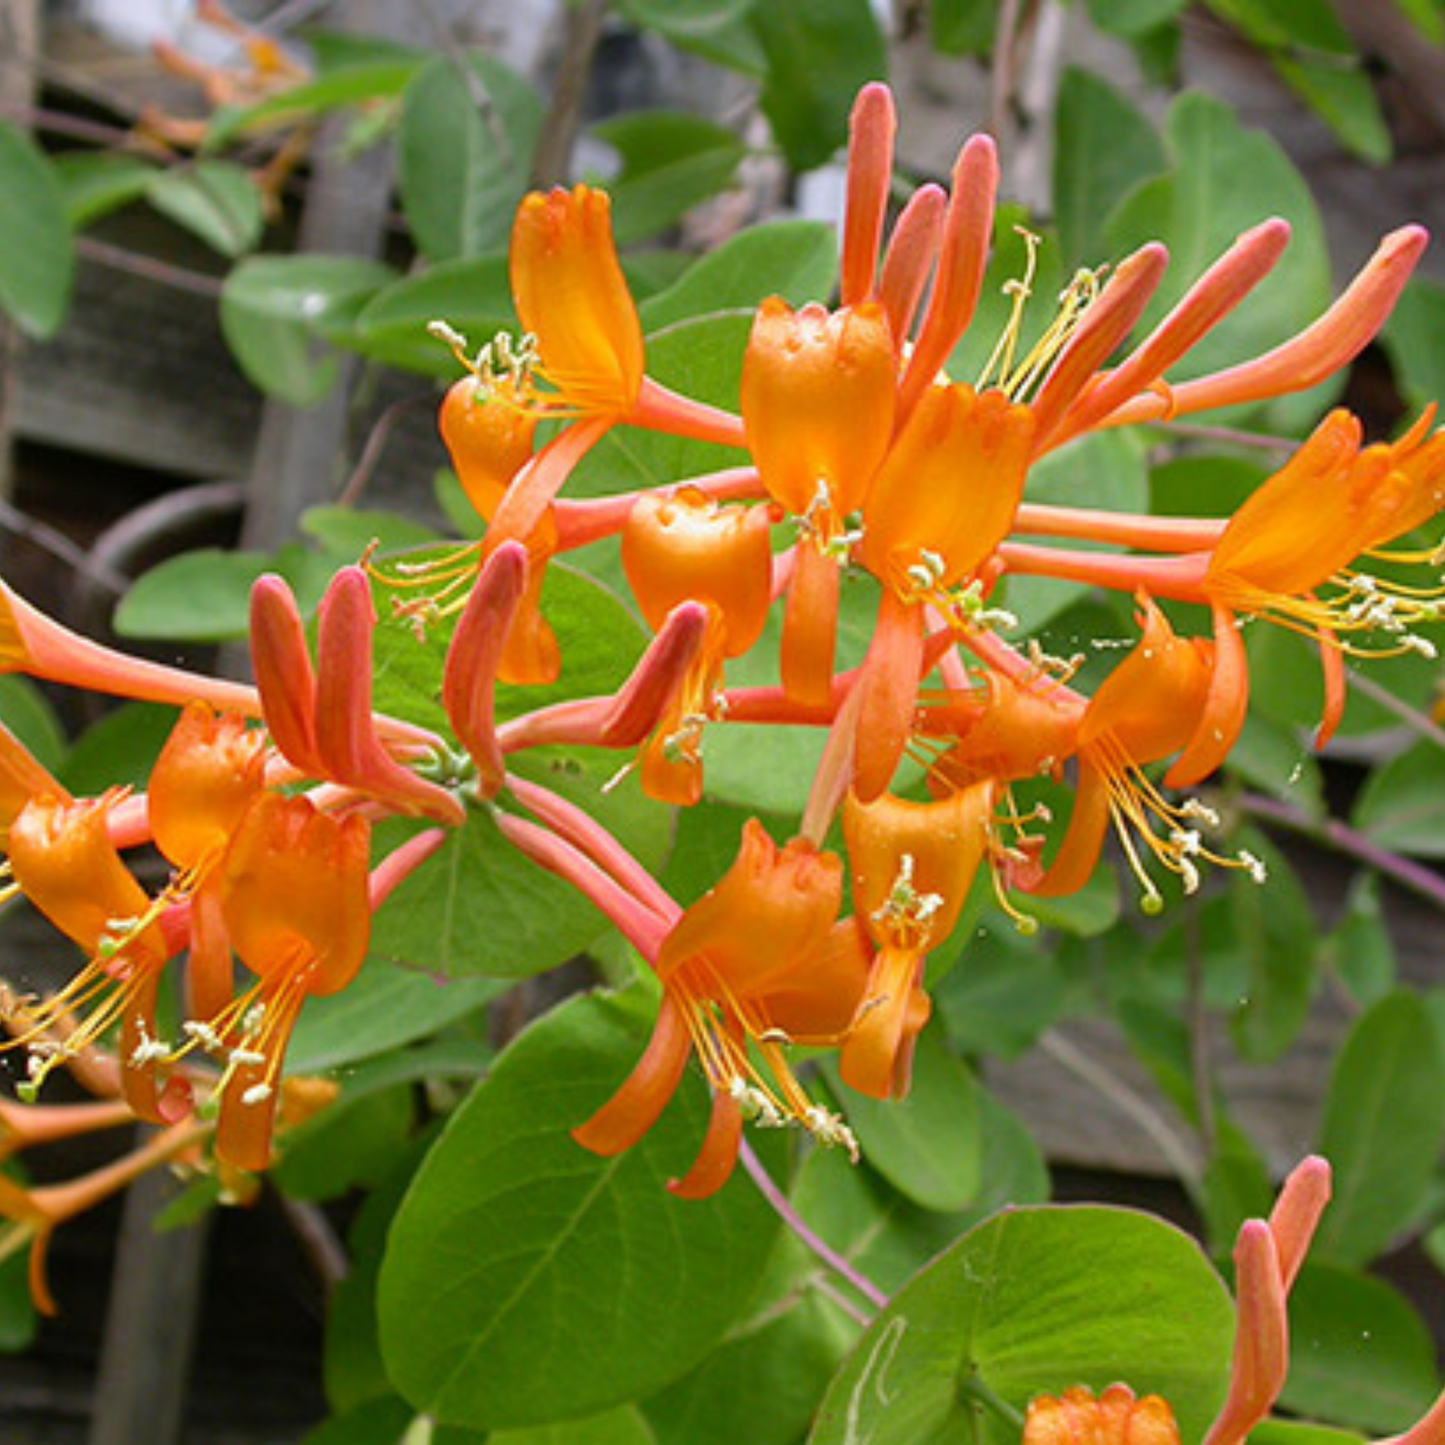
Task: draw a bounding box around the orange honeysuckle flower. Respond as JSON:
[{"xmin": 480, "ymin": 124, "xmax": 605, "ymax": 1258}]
[
  {"xmin": 1030, "ymin": 598, "xmax": 1261, "ymax": 910},
  {"xmin": 573, "ymin": 818, "xmax": 865, "ymax": 1197},
  {"xmin": 249, "ymin": 568, "xmax": 463, "ymax": 825},
  {"xmin": 741, "ymin": 299, "xmax": 897, "ymax": 527},
  {"xmin": 847, "ymin": 384, "xmax": 1037, "ymax": 800},
  {"xmin": 622, "ymin": 488, "xmax": 777, "ymax": 804},
  {"xmin": 0, "ymin": 578, "xmax": 263, "ymax": 717},
  {"xmin": 437, "ymin": 352, "xmax": 543, "ymax": 530},
  {"xmin": 511, "ymin": 185, "xmax": 646, "ymax": 421},
  {"xmin": 206, "ymin": 792, "xmax": 371, "ymax": 1172},
  {"xmin": 740, "ymin": 297, "xmax": 896, "ymax": 705},
  {"xmin": 0, "ymin": 1118, "xmax": 208, "ymax": 1315},
  {"xmin": 147, "ymin": 701, "xmax": 268, "ymax": 1022},
  {"xmin": 1167, "ymin": 406, "xmax": 1445, "ymax": 787},
  {"xmin": 0, "ymin": 718, "xmax": 68, "ymax": 850},
  {"xmin": 840, "ymin": 781, "xmax": 1000, "ymax": 1098},
  {"xmin": 507, "ymin": 184, "xmax": 743, "ymax": 444},
  {"xmin": 921, "ymin": 667, "xmax": 1084, "ymax": 792},
  {"xmin": 1024, "ymin": 1385, "xmax": 1182, "ymax": 1445},
  {"xmin": 0, "ymin": 1094, "xmax": 134, "ymax": 1163},
  {"xmin": 5, "ymin": 791, "xmax": 188, "ymax": 1124}
]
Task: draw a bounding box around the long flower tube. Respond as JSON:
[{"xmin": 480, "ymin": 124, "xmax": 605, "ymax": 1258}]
[
  {"xmin": 251, "ymin": 569, "xmax": 463, "ymax": 825},
  {"xmin": 5, "ymin": 791, "xmax": 190, "ymax": 1124},
  {"xmin": 0, "ymin": 1118, "xmax": 209, "ymax": 1315},
  {"xmin": 501, "ymin": 807, "xmax": 864, "ymax": 1195},
  {"xmin": 494, "ymin": 600, "xmax": 710, "ymax": 755},
  {"xmin": 1093, "ymin": 225, "xmax": 1428, "ymax": 432},
  {"xmin": 1029, "ymin": 597, "xmax": 1232, "ymax": 908},
  {"xmin": 841, "ymin": 782, "xmax": 1000, "ymax": 1097},
  {"xmin": 441, "ymin": 541, "xmax": 528, "ymax": 799},
  {"xmin": 208, "ymin": 792, "xmax": 372, "ymax": 1172}
]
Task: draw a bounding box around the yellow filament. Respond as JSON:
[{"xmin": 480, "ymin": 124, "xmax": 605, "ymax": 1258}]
[{"xmin": 976, "ymin": 227, "xmax": 1103, "ymax": 402}]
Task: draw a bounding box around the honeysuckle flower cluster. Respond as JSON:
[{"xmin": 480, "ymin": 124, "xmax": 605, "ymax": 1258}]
[{"xmin": 1, "ymin": 79, "xmax": 1443, "ymax": 1327}]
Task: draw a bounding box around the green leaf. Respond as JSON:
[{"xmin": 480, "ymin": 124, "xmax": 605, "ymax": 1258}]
[
  {"xmin": 51, "ymin": 152, "xmax": 156, "ymax": 228},
  {"xmin": 273, "ymin": 1084, "xmax": 414, "ymax": 1201},
  {"xmin": 750, "ymin": 0, "xmax": 886, "ymax": 170},
  {"xmin": 220, "ymin": 254, "xmax": 396, "ymax": 404},
  {"xmin": 935, "ymin": 928, "xmax": 1066, "ymax": 1060},
  {"xmin": 1278, "ymin": 1262, "xmax": 1441, "ymax": 1432},
  {"xmin": 616, "ymin": 0, "xmax": 765, "ymax": 74},
  {"xmin": 594, "ymin": 112, "xmax": 746, "ymax": 245},
  {"xmin": 378, "ymin": 992, "xmax": 780, "ymax": 1429},
  {"xmin": 1006, "ymin": 430, "xmax": 1150, "ymax": 634},
  {"xmin": 1352, "ymin": 740, "xmax": 1445, "ymax": 858},
  {"xmin": 1107, "ymin": 90, "xmax": 1332, "ymax": 433},
  {"xmin": 348, "ymin": 253, "xmax": 514, "ymax": 376},
  {"xmin": 370, "ymin": 557, "xmax": 649, "ymax": 736},
  {"xmin": 1389, "ymin": 0, "xmax": 1445, "ymax": 43},
  {"xmin": 822, "ymin": 1025, "xmax": 980, "ymax": 1212},
  {"xmin": 1053, "ymin": 68, "xmax": 1168, "ymax": 268},
  {"xmin": 302, "ymin": 505, "xmax": 441, "ymax": 558},
  {"xmin": 1225, "ymin": 711, "xmax": 1324, "ymax": 820},
  {"xmin": 0, "ymin": 675, "xmax": 66, "ymax": 773},
  {"xmin": 298, "ymin": 1397, "xmax": 415, "ymax": 1445},
  {"xmin": 114, "ymin": 544, "xmax": 336, "ymax": 643},
  {"xmin": 644, "ymin": 1293, "xmax": 847, "ymax": 1445},
  {"xmin": 60, "ymin": 702, "xmax": 175, "ymax": 795},
  {"xmin": 397, "ymin": 53, "xmax": 543, "ymax": 263},
  {"xmin": 369, "ymin": 753, "xmax": 669, "ymax": 980},
  {"xmin": 146, "ymin": 161, "xmax": 264, "ymax": 258},
  {"xmin": 1250, "ymin": 1425, "xmax": 1366, "ymax": 1445},
  {"xmin": 1384, "ymin": 278, "xmax": 1445, "ymax": 413},
  {"xmin": 1203, "ymin": 0, "xmax": 1388, "ymax": 161},
  {"xmin": 206, "ymin": 58, "xmax": 424, "ymax": 146},
  {"xmin": 930, "ymin": 0, "xmax": 998, "ymax": 55},
  {"xmin": 0, "ymin": 1244, "xmax": 36, "ymax": 1353},
  {"xmin": 639, "ymin": 221, "xmax": 839, "ymax": 332},
  {"xmin": 326, "ymin": 1140, "xmax": 435, "ymax": 1413},
  {"xmin": 1273, "ymin": 55, "xmax": 1391, "ymax": 164},
  {"xmin": 1086, "ymin": 0, "xmax": 1190, "ymax": 34},
  {"xmin": 1228, "ymin": 830, "xmax": 1317, "ymax": 1062},
  {"xmin": 571, "ymin": 311, "xmax": 753, "ymax": 497},
  {"xmin": 810, "ymin": 1207, "xmax": 1234, "ymax": 1445},
  {"xmin": 287, "ymin": 956, "xmax": 503, "ymax": 1074},
  {"xmin": 0, "ymin": 118, "xmax": 75, "ymax": 337},
  {"xmin": 1320, "ymin": 873, "xmax": 1396, "ymax": 1009},
  {"xmin": 1313, "ymin": 991, "xmax": 1445, "ymax": 1265},
  {"xmin": 491, "ymin": 1405, "xmax": 658, "ymax": 1445}
]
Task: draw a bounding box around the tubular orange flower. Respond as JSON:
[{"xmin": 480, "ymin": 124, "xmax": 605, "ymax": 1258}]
[
  {"xmin": 511, "ymin": 184, "xmax": 646, "ymax": 420},
  {"xmin": 148, "ymin": 701, "xmax": 268, "ymax": 1021},
  {"xmin": 438, "ymin": 363, "xmax": 542, "ymax": 528},
  {"xmin": 1161, "ymin": 407, "xmax": 1445, "ymax": 787},
  {"xmin": 5, "ymin": 791, "xmax": 187, "ymax": 1124},
  {"xmin": 1033, "ymin": 597, "xmax": 1239, "ymax": 907},
  {"xmin": 0, "ymin": 1118, "xmax": 207, "ymax": 1315},
  {"xmin": 622, "ymin": 488, "xmax": 777, "ymax": 805},
  {"xmin": 573, "ymin": 818, "xmax": 864, "ymax": 1196},
  {"xmin": 1024, "ymin": 1385, "xmax": 1182, "ymax": 1445},
  {"xmin": 250, "ymin": 568, "xmax": 463, "ymax": 825},
  {"xmin": 840, "ymin": 781, "xmax": 998, "ymax": 1098},
  {"xmin": 741, "ymin": 299, "xmax": 897, "ymax": 526},
  {"xmin": 741, "ymin": 297, "xmax": 896, "ymax": 705},
  {"xmin": 206, "ymin": 792, "xmax": 372, "ymax": 1172}
]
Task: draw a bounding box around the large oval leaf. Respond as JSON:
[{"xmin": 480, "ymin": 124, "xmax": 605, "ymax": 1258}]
[
  {"xmin": 378, "ymin": 992, "xmax": 780, "ymax": 1429},
  {"xmin": 0, "ymin": 118, "xmax": 74, "ymax": 337},
  {"xmin": 397, "ymin": 53, "xmax": 542, "ymax": 263},
  {"xmin": 810, "ymin": 1206, "xmax": 1234, "ymax": 1445}
]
